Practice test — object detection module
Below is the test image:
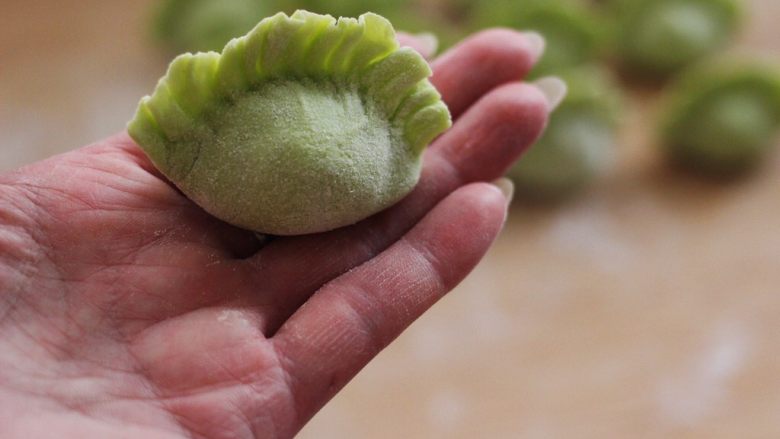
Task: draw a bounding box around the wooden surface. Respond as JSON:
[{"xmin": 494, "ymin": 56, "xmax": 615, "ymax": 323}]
[{"xmin": 2, "ymin": 1, "xmax": 780, "ymax": 437}]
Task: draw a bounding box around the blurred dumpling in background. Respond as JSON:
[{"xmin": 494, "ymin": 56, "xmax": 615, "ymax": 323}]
[
  {"xmin": 508, "ymin": 66, "xmax": 623, "ymax": 201},
  {"xmin": 154, "ymin": 0, "xmax": 271, "ymax": 53},
  {"xmin": 276, "ymin": 0, "xmax": 467, "ymax": 48},
  {"xmin": 472, "ymin": 0, "xmax": 607, "ymax": 78},
  {"xmin": 606, "ymin": 0, "xmax": 743, "ymax": 78},
  {"xmin": 660, "ymin": 62, "xmax": 780, "ymax": 176}
]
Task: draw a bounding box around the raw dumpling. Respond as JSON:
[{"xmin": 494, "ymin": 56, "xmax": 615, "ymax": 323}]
[
  {"xmin": 129, "ymin": 11, "xmax": 451, "ymax": 235},
  {"xmin": 661, "ymin": 62, "xmax": 780, "ymax": 176}
]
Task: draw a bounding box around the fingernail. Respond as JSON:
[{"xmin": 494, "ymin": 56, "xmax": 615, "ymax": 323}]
[
  {"xmin": 491, "ymin": 177, "xmax": 515, "ymax": 206},
  {"xmin": 415, "ymin": 32, "xmax": 439, "ymax": 56},
  {"xmin": 521, "ymin": 31, "xmax": 546, "ymax": 61},
  {"xmin": 532, "ymin": 76, "xmax": 568, "ymax": 111}
]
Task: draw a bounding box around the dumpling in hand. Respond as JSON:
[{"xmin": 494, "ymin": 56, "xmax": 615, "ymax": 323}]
[{"xmin": 128, "ymin": 11, "xmax": 451, "ymax": 235}]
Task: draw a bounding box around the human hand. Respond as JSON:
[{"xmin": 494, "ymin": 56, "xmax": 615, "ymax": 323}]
[{"xmin": 0, "ymin": 30, "xmax": 554, "ymax": 438}]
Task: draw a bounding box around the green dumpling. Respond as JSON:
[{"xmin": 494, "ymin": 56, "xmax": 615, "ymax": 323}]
[
  {"xmin": 472, "ymin": 0, "xmax": 605, "ymax": 78},
  {"xmin": 660, "ymin": 63, "xmax": 780, "ymax": 176},
  {"xmin": 153, "ymin": 0, "xmax": 271, "ymax": 53},
  {"xmin": 129, "ymin": 11, "xmax": 451, "ymax": 235},
  {"xmin": 608, "ymin": 0, "xmax": 742, "ymax": 77},
  {"xmin": 508, "ymin": 67, "xmax": 623, "ymax": 200}
]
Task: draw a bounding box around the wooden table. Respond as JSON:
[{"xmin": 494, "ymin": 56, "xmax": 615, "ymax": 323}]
[{"xmin": 3, "ymin": 1, "xmax": 780, "ymax": 437}]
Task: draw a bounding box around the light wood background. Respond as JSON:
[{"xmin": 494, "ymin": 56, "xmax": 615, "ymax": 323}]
[{"xmin": 2, "ymin": 1, "xmax": 780, "ymax": 437}]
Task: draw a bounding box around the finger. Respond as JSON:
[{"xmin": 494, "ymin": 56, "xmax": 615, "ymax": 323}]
[
  {"xmin": 272, "ymin": 182, "xmax": 509, "ymax": 421},
  {"xmin": 396, "ymin": 31, "xmax": 439, "ymax": 59},
  {"xmin": 242, "ymin": 82, "xmax": 548, "ymax": 333},
  {"xmin": 431, "ymin": 29, "xmax": 545, "ymax": 119}
]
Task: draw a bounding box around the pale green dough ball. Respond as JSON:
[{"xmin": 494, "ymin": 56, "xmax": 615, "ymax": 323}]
[
  {"xmin": 508, "ymin": 67, "xmax": 622, "ymax": 201},
  {"xmin": 472, "ymin": 0, "xmax": 606, "ymax": 78},
  {"xmin": 509, "ymin": 108, "xmax": 616, "ymax": 200},
  {"xmin": 661, "ymin": 63, "xmax": 780, "ymax": 176},
  {"xmin": 608, "ymin": 0, "xmax": 742, "ymax": 77},
  {"xmin": 186, "ymin": 79, "xmax": 419, "ymax": 234},
  {"xmin": 129, "ymin": 11, "xmax": 451, "ymax": 235},
  {"xmin": 154, "ymin": 0, "xmax": 270, "ymax": 53}
]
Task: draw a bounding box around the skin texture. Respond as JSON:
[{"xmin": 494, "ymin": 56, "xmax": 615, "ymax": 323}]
[{"xmin": 0, "ymin": 30, "xmax": 548, "ymax": 439}]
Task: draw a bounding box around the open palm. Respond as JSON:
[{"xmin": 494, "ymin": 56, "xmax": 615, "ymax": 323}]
[{"xmin": 0, "ymin": 30, "xmax": 550, "ymax": 439}]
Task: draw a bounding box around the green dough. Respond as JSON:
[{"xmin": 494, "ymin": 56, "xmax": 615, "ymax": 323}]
[
  {"xmin": 661, "ymin": 63, "xmax": 780, "ymax": 176},
  {"xmin": 608, "ymin": 0, "xmax": 742, "ymax": 77},
  {"xmin": 508, "ymin": 66, "xmax": 623, "ymax": 200},
  {"xmin": 129, "ymin": 11, "xmax": 451, "ymax": 235}
]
